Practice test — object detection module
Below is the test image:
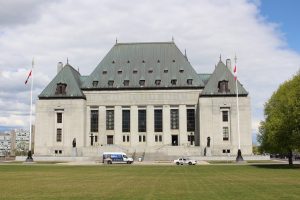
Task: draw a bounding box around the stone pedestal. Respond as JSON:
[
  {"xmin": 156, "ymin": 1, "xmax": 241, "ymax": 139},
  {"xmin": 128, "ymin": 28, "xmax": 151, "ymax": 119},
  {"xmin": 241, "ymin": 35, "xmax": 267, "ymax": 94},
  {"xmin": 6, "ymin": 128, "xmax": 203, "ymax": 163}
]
[{"xmin": 72, "ymin": 148, "xmax": 77, "ymax": 157}]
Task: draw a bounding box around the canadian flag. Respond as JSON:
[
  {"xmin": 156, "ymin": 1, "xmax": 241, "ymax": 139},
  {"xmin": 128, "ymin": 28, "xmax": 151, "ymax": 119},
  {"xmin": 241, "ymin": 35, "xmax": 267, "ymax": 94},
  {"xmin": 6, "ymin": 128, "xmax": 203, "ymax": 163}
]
[
  {"xmin": 25, "ymin": 70, "xmax": 32, "ymax": 84},
  {"xmin": 233, "ymin": 65, "xmax": 237, "ymax": 81}
]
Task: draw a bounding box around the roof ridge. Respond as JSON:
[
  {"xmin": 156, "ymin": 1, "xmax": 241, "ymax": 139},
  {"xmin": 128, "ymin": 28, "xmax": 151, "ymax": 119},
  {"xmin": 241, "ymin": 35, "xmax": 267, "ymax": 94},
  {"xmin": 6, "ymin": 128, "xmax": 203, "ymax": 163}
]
[{"xmin": 115, "ymin": 41, "xmax": 174, "ymax": 45}]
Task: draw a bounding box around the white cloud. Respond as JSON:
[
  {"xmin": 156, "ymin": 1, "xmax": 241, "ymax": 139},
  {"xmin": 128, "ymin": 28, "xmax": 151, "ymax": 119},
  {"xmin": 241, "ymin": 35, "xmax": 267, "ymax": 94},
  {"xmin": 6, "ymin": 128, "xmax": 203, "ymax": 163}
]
[{"xmin": 0, "ymin": 0, "xmax": 300, "ymax": 138}]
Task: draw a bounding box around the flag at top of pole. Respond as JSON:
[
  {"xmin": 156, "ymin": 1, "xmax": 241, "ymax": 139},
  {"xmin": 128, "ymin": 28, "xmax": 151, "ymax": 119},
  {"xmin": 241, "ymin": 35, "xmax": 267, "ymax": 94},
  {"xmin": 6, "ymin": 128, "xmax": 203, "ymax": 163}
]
[
  {"xmin": 25, "ymin": 70, "xmax": 32, "ymax": 84},
  {"xmin": 25, "ymin": 59, "xmax": 34, "ymax": 84},
  {"xmin": 233, "ymin": 64, "xmax": 237, "ymax": 81}
]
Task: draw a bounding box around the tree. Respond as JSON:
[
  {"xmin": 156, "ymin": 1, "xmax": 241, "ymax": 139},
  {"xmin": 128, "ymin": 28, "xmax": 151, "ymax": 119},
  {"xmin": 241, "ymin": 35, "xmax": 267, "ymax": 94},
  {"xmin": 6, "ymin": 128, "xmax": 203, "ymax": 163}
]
[{"xmin": 258, "ymin": 72, "xmax": 300, "ymax": 165}]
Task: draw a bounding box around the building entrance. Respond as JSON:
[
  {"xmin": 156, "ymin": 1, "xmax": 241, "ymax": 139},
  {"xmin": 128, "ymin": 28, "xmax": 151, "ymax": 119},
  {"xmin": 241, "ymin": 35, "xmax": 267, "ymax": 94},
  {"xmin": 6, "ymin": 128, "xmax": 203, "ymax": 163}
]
[
  {"xmin": 107, "ymin": 135, "xmax": 114, "ymax": 145},
  {"xmin": 171, "ymin": 135, "xmax": 178, "ymax": 146}
]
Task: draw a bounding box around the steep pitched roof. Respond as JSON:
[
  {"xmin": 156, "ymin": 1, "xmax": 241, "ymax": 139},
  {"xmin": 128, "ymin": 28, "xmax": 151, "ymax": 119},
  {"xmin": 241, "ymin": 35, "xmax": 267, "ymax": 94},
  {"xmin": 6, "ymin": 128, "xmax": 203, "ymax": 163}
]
[
  {"xmin": 201, "ymin": 61, "xmax": 248, "ymax": 96},
  {"xmin": 82, "ymin": 42, "xmax": 204, "ymax": 89},
  {"xmin": 39, "ymin": 64, "xmax": 85, "ymax": 99}
]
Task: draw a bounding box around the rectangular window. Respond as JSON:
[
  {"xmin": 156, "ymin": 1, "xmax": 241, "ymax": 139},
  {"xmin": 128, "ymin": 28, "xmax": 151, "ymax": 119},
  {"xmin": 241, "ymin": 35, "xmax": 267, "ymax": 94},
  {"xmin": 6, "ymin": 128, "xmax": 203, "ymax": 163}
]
[
  {"xmin": 138, "ymin": 110, "xmax": 147, "ymax": 132},
  {"xmin": 222, "ymin": 111, "xmax": 229, "ymax": 122},
  {"xmin": 106, "ymin": 110, "xmax": 114, "ymax": 130},
  {"xmin": 170, "ymin": 109, "xmax": 179, "ymax": 129},
  {"xmin": 223, "ymin": 127, "xmax": 229, "ymax": 141},
  {"xmin": 57, "ymin": 113, "xmax": 62, "ymax": 123},
  {"xmin": 122, "ymin": 110, "xmax": 130, "ymax": 132},
  {"xmin": 187, "ymin": 109, "xmax": 195, "ymax": 131},
  {"xmin": 139, "ymin": 135, "xmax": 146, "ymax": 142},
  {"xmin": 155, "ymin": 135, "xmax": 162, "ymax": 142},
  {"xmin": 90, "ymin": 110, "xmax": 99, "ymax": 132},
  {"xmin": 56, "ymin": 128, "xmax": 62, "ymax": 142},
  {"xmin": 154, "ymin": 109, "xmax": 163, "ymax": 132}
]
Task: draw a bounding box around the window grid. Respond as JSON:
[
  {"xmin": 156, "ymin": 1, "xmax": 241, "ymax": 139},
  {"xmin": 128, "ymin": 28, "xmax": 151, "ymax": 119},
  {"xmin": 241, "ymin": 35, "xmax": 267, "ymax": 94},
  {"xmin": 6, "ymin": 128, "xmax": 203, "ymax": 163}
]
[
  {"xmin": 154, "ymin": 109, "xmax": 163, "ymax": 132},
  {"xmin": 122, "ymin": 110, "xmax": 130, "ymax": 132},
  {"xmin": 223, "ymin": 127, "xmax": 229, "ymax": 141},
  {"xmin": 138, "ymin": 110, "xmax": 147, "ymax": 132},
  {"xmin": 57, "ymin": 113, "xmax": 62, "ymax": 123},
  {"xmin": 90, "ymin": 110, "xmax": 98, "ymax": 132},
  {"xmin": 187, "ymin": 109, "xmax": 195, "ymax": 131},
  {"xmin": 222, "ymin": 111, "xmax": 229, "ymax": 122},
  {"xmin": 106, "ymin": 110, "xmax": 114, "ymax": 130},
  {"xmin": 170, "ymin": 109, "xmax": 179, "ymax": 129},
  {"xmin": 56, "ymin": 128, "xmax": 62, "ymax": 142}
]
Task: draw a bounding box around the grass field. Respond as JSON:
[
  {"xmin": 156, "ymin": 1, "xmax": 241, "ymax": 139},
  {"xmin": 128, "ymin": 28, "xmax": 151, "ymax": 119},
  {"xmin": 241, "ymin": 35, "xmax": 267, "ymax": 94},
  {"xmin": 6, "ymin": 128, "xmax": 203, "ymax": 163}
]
[{"xmin": 0, "ymin": 164, "xmax": 299, "ymax": 200}]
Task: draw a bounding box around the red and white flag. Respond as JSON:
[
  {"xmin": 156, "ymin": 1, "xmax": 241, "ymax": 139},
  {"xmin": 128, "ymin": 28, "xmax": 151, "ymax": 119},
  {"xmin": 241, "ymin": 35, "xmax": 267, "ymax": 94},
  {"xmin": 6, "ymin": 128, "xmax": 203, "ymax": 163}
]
[
  {"xmin": 233, "ymin": 65, "xmax": 237, "ymax": 81},
  {"xmin": 25, "ymin": 70, "xmax": 32, "ymax": 84}
]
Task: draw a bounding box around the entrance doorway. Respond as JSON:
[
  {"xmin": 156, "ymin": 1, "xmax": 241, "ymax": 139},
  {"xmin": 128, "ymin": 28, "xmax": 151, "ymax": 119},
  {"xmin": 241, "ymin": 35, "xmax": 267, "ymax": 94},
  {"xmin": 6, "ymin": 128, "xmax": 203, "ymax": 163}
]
[
  {"xmin": 107, "ymin": 135, "xmax": 114, "ymax": 145},
  {"xmin": 171, "ymin": 135, "xmax": 178, "ymax": 146}
]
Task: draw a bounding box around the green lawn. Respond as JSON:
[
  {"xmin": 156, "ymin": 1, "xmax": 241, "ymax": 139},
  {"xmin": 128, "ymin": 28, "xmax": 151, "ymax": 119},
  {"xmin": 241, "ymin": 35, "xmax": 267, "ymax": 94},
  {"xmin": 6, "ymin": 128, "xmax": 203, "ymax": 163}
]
[{"xmin": 0, "ymin": 164, "xmax": 299, "ymax": 200}]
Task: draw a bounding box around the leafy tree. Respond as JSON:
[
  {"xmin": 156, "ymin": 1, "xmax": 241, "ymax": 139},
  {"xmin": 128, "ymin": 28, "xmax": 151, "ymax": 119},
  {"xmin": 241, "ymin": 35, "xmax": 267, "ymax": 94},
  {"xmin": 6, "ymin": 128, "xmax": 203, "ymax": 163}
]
[{"xmin": 258, "ymin": 72, "xmax": 300, "ymax": 165}]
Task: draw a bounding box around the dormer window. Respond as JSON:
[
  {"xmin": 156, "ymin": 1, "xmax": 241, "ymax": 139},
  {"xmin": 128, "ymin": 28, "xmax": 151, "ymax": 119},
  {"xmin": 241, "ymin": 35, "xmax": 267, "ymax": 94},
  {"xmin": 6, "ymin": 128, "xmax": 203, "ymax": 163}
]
[
  {"xmin": 155, "ymin": 80, "xmax": 161, "ymax": 86},
  {"xmin": 139, "ymin": 80, "xmax": 145, "ymax": 86},
  {"xmin": 123, "ymin": 80, "xmax": 129, "ymax": 86},
  {"xmin": 118, "ymin": 70, "xmax": 122, "ymax": 74},
  {"xmin": 108, "ymin": 80, "xmax": 114, "ymax": 87},
  {"xmin": 127, "ymin": 60, "xmax": 130, "ymax": 63},
  {"xmin": 142, "ymin": 60, "xmax": 145, "ymax": 63},
  {"xmin": 55, "ymin": 83, "xmax": 67, "ymax": 95},
  {"xmin": 171, "ymin": 79, "xmax": 177, "ymax": 86},
  {"xmin": 164, "ymin": 69, "xmax": 168, "ymax": 73},
  {"xmin": 157, "ymin": 60, "xmax": 160, "ymax": 63},
  {"xmin": 187, "ymin": 79, "xmax": 193, "ymax": 85},
  {"xmin": 218, "ymin": 80, "xmax": 230, "ymax": 93},
  {"xmin": 172, "ymin": 59, "xmax": 175, "ymax": 63},
  {"xmin": 179, "ymin": 69, "xmax": 184, "ymax": 73},
  {"xmin": 133, "ymin": 69, "xmax": 138, "ymax": 74},
  {"xmin": 92, "ymin": 81, "xmax": 98, "ymax": 87},
  {"xmin": 148, "ymin": 69, "xmax": 153, "ymax": 73},
  {"xmin": 102, "ymin": 70, "xmax": 107, "ymax": 74}
]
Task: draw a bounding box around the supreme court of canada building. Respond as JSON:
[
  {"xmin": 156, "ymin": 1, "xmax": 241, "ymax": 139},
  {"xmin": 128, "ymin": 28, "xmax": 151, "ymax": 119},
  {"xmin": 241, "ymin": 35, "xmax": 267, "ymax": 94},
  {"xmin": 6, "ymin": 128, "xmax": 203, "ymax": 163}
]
[{"xmin": 34, "ymin": 41, "xmax": 252, "ymax": 158}]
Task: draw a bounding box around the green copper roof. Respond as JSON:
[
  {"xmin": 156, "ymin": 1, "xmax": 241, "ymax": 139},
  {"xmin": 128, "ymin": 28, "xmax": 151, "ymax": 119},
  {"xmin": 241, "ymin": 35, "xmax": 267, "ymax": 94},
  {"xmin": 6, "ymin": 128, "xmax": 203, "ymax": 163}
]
[
  {"xmin": 39, "ymin": 64, "xmax": 85, "ymax": 99},
  {"xmin": 198, "ymin": 74, "xmax": 211, "ymax": 85},
  {"xmin": 201, "ymin": 61, "xmax": 248, "ymax": 96},
  {"xmin": 82, "ymin": 42, "xmax": 204, "ymax": 89}
]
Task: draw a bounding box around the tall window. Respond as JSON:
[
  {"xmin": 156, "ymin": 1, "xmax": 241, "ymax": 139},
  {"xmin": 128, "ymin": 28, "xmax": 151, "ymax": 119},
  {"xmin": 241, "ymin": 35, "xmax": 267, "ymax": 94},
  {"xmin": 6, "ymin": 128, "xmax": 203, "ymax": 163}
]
[
  {"xmin": 187, "ymin": 109, "xmax": 195, "ymax": 131},
  {"xmin": 56, "ymin": 128, "xmax": 62, "ymax": 142},
  {"xmin": 106, "ymin": 110, "xmax": 114, "ymax": 130},
  {"xmin": 90, "ymin": 110, "xmax": 98, "ymax": 132},
  {"xmin": 223, "ymin": 127, "xmax": 229, "ymax": 141},
  {"xmin": 222, "ymin": 111, "xmax": 229, "ymax": 122},
  {"xmin": 170, "ymin": 109, "xmax": 179, "ymax": 129},
  {"xmin": 57, "ymin": 113, "xmax": 62, "ymax": 123},
  {"xmin": 122, "ymin": 110, "xmax": 130, "ymax": 132},
  {"xmin": 154, "ymin": 109, "xmax": 163, "ymax": 132},
  {"xmin": 138, "ymin": 110, "xmax": 147, "ymax": 132}
]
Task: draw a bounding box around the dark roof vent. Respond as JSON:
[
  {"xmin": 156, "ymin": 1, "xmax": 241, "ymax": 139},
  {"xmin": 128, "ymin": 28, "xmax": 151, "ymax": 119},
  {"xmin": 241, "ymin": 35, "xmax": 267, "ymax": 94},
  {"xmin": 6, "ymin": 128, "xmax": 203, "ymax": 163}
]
[
  {"xmin": 127, "ymin": 60, "xmax": 130, "ymax": 63},
  {"xmin": 142, "ymin": 60, "xmax": 145, "ymax": 63},
  {"xmin": 112, "ymin": 60, "xmax": 115, "ymax": 64}
]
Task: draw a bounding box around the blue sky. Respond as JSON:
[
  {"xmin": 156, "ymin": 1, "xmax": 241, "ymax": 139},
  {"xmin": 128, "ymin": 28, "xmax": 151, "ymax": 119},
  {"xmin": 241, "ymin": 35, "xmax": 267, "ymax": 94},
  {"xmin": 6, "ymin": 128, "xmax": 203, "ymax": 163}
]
[
  {"xmin": 260, "ymin": 0, "xmax": 300, "ymax": 53},
  {"xmin": 0, "ymin": 0, "xmax": 299, "ymax": 145}
]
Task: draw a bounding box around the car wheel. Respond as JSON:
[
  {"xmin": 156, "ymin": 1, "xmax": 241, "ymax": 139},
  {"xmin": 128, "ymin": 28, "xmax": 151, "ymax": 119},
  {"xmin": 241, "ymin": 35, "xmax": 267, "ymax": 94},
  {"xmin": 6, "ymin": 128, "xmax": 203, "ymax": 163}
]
[
  {"xmin": 107, "ymin": 160, "xmax": 112, "ymax": 164},
  {"xmin": 176, "ymin": 162, "xmax": 180, "ymax": 165},
  {"xmin": 188, "ymin": 162, "xmax": 192, "ymax": 165}
]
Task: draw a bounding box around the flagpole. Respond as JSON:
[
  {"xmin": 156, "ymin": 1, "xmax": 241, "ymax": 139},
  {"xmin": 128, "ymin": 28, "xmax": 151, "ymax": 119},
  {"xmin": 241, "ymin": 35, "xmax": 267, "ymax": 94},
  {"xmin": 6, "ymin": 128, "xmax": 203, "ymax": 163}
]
[
  {"xmin": 235, "ymin": 55, "xmax": 244, "ymax": 162},
  {"xmin": 26, "ymin": 58, "xmax": 34, "ymax": 162}
]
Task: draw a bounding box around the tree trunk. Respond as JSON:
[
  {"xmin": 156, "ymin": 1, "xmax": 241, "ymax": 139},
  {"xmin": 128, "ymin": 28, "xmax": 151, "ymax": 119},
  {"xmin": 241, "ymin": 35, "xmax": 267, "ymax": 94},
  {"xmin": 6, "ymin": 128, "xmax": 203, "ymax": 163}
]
[{"xmin": 288, "ymin": 149, "xmax": 293, "ymax": 166}]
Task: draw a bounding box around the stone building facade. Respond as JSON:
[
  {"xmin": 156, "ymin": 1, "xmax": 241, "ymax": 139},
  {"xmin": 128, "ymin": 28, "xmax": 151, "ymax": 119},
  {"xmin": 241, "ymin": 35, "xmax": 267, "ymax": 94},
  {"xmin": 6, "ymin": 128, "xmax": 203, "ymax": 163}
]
[{"xmin": 34, "ymin": 42, "xmax": 252, "ymax": 157}]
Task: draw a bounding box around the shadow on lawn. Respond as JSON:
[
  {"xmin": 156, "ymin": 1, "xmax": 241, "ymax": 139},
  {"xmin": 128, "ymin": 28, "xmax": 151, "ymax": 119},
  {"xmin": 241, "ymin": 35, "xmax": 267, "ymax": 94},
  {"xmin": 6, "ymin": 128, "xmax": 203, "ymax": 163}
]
[{"xmin": 251, "ymin": 164, "xmax": 300, "ymax": 170}]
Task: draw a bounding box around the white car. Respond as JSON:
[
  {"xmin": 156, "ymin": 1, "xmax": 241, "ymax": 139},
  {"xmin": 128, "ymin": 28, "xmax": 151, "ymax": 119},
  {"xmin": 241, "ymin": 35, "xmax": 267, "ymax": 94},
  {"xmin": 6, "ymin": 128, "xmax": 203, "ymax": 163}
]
[{"xmin": 174, "ymin": 157, "xmax": 197, "ymax": 165}]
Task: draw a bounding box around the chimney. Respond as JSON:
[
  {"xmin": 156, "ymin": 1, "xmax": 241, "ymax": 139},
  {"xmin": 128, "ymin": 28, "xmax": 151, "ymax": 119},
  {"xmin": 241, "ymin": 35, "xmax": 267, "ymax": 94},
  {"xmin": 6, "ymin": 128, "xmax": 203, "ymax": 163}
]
[
  {"xmin": 226, "ymin": 59, "xmax": 232, "ymax": 72},
  {"xmin": 57, "ymin": 62, "xmax": 63, "ymax": 74}
]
